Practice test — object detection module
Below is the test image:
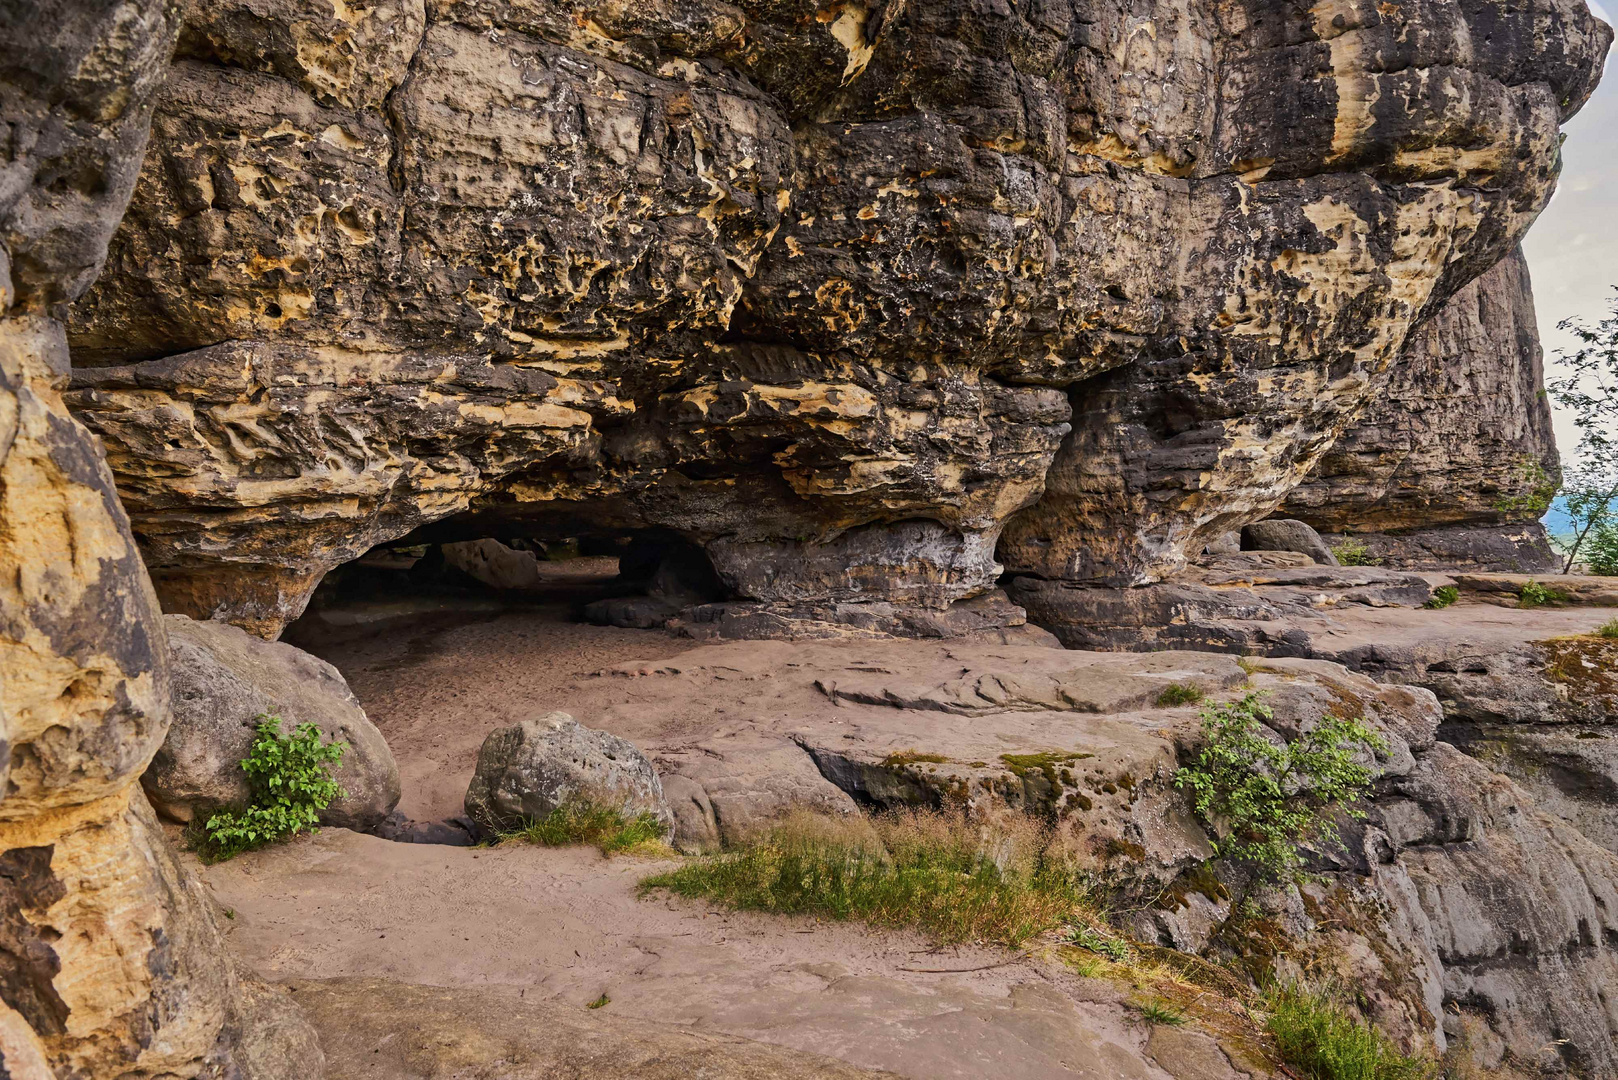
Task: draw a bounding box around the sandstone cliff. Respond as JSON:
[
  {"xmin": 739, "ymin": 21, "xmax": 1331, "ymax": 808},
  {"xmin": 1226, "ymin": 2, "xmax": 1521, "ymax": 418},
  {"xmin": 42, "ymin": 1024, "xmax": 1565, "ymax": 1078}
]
[
  {"xmin": 59, "ymin": 0, "xmax": 1612, "ymax": 637},
  {"xmin": 1281, "ymin": 246, "xmax": 1563, "ymax": 571},
  {"xmin": 0, "ymin": 2, "xmax": 321, "ymax": 1074}
]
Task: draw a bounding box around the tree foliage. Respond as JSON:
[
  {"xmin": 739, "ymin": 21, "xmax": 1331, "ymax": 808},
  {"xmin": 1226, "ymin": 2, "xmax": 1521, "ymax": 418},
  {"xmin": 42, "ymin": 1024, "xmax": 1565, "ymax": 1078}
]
[{"xmin": 1547, "ymin": 292, "xmax": 1618, "ymax": 574}]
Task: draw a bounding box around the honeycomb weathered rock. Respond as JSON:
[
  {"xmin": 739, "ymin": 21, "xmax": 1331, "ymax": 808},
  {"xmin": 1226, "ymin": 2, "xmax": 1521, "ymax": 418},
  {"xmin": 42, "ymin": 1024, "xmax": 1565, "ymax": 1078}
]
[{"xmin": 60, "ymin": 0, "xmax": 1613, "ymax": 636}]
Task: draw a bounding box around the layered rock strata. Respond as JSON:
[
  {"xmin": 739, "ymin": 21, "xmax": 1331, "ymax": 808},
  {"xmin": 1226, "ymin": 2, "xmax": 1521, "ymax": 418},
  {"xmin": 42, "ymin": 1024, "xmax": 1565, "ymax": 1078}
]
[
  {"xmin": 1281, "ymin": 248, "xmax": 1562, "ymax": 572},
  {"xmin": 60, "ymin": 0, "xmax": 1612, "ymax": 636},
  {"xmin": 0, "ymin": 2, "xmax": 323, "ymax": 1073}
]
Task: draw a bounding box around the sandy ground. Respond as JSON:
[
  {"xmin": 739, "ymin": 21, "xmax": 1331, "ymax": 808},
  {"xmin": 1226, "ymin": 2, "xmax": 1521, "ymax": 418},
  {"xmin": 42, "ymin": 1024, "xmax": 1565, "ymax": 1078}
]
[
  {"xmin": 201, "ymin": 827, "xmax": 1191, "ymax": 1080},
  {"xmin": 304, "ymin": 599, "xmax": 687, "ymax": 821},
  {"xmin": 203, "ymin": 574, "xmax": 1618, "ymax": 1078}
]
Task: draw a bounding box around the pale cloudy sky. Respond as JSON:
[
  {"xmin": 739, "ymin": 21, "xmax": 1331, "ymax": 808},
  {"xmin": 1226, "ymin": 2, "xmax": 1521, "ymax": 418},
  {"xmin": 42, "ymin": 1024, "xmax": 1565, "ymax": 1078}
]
[{"xmin": 1522, "ymin": 1, "xmax": 1615, "ymax": 452}]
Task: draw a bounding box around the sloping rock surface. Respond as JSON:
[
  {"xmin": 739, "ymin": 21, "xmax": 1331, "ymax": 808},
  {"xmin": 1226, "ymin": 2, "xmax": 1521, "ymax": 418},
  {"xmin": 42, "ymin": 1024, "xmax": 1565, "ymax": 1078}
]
[
  {"xmin": 59, "ymin": 0, "xmax": 1613, "ymax": 635},
  {"xmin": 289, "ymin": 976, "xmax": 893, "ymax": 1079}
]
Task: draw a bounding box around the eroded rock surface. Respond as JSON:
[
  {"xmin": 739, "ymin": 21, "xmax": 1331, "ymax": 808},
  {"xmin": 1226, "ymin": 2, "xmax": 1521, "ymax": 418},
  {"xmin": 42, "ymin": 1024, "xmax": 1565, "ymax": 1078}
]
[
  {"xmin": 465, "ymin": 712, "xmax": 673, "ymax": 834},
  {"xmin": 290, "ymin": 976, "xmax": 893, "ymax": 1079},
  {"xmin": 57, "ymin": 0, "xmax": 1612, "ymax": 636},
  {"xmin": 0, "ymin": 1, "xmax": 324, "ymax": 1072},
  {"xmin": 1009, "ymin": 551, "xmax": 1434, "ymax": 651},
  {"xmin": 1283, "ymin": 249, "xmax": 1562, "ymax": 572}
]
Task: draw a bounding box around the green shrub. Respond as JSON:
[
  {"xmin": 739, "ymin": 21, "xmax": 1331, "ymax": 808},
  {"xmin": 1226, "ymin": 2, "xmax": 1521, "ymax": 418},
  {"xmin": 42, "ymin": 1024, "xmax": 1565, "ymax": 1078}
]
[
  {"xmin": 1264, "ymin": 983, "xmax": 1432, "ymax": 1080},
  {"xmin": 640, "ymin": 809, "xmax": 1091, "ymax": 947},
  {"xmin": 1156, "ymin": 683, "xmax": 1206, "ymax": 707},
  {"xmin": 1596, "ymin": 618, "xmax": 1618, "ymax": 639},
  {"xmin": 1422, "ymin": 586, "xmax": 1458, "ymax": 610},
  {"xmin": 1173, "ymin": 693, "xmax": 1385, "ymax": 883},
  {"xmin": 1331, "ymin": 539, "xmax": 1382, "ymax": 567},
  {"xmin": 495, "ymin": 801, "xmax": 669, "ymax": 855},
  {"xmin": 1517, "ymin": 579, "xmax": 1568, "ymax": 608},
  {"xmin": 200, "ymin": 715, "xmax": 346, "ymax": 862}
]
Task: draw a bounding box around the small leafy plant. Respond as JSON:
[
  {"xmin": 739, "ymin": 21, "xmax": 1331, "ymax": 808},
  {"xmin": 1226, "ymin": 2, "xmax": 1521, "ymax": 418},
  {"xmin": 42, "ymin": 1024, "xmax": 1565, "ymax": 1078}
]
[
  {"xmin": 1174, "ymin": 694, "xmax": 1385, "ymax": 883},
  {"xmin": 1422, "ymin": 586, "xmax": 1458, "ymax": 610},
  {"xmin": 200, "ymin": 715, "xmax": 346, "ymax": 862},
  {"xmin": 1517, "ymin": 579, "xmax": 1567, "ymax": 608},
  {"xmin": 1066, "ymin": 923, "xmax": 1131, "ymax": 960},
  {"xmin": 1596, "ymin": 618, "xmax": 1618, "ymax": 639},
  {"xmin": 1331, "ymin": 539, "xmax": 1382, "ymax": 567}
]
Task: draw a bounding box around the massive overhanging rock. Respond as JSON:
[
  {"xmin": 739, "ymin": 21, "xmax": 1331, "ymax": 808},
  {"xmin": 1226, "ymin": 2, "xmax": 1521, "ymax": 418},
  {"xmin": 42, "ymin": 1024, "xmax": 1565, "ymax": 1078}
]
[
  {"xmin": 62, "ymin": 0, "xmax": 1612, "ymax": 636},
  {"xmin": 1280, "ymin": 247, "xmax": 1563, "ymax": 571},
  {"xmin": 0, "ymin": 2, "xmax": 323, "ymax": 1074}
]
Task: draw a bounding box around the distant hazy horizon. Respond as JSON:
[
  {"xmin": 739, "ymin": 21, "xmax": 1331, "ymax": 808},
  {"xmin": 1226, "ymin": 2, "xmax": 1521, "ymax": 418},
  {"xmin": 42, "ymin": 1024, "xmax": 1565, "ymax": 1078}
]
[{"xmin": 1523, "ymin": 0, "xmax": 1615, "ymax": 459}]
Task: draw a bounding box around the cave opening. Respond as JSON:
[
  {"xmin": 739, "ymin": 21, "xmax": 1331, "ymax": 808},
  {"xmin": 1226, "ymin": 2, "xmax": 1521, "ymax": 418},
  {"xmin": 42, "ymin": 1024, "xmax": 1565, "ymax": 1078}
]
[{"xmin": 279, "ymin": 522, "xmax": 728, "ymax": 651}]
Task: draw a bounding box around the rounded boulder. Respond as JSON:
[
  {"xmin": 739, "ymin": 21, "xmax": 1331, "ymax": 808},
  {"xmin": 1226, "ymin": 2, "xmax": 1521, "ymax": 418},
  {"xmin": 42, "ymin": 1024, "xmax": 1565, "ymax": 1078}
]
[
  {"xmin": 464, "ymin": 713, "xmax": 673, "ymax": 835},
  {"xmin": 149, "ymin": 615, "xmax": 401, "ymax": 830}
]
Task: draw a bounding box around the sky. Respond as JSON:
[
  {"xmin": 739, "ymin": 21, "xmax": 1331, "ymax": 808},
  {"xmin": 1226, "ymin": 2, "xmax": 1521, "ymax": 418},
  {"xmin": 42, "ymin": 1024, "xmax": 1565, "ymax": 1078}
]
[{"xmin": 1522, "ymin": 0, "xmax": 1616, "ymax": 455}]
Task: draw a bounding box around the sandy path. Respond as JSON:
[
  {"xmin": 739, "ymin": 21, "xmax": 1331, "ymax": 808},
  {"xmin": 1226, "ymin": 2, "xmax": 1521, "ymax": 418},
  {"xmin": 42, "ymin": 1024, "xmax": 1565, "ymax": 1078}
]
[{"xmin": 200, "ymin": 828, "xmax": 1191, "ymax": 1080}]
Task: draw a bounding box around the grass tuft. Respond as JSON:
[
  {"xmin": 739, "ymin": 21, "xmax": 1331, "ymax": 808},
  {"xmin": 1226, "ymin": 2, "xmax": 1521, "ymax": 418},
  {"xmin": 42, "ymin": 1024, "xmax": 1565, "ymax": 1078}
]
[
  {"xmin": 639, "ymin": 808, "xmax": 1092, "ymax": 947},
  {"xmin": 1596, "ymin": 617, "xmax": 1618, "ymax": 639},
  {"xmin": 495, "ymin": 801, "xmax": 669, "ymax": 856},
  {"xmin": 1263, "ymin": 983, "xmax": 1432, "ymax": 1080},
  {"xmin": 586, "ymin": 993, "xmax": 610, "ymax": 1009},
  {"xmin": 1135, "ymin": 998, "xmax": 1187, "ymax": 1026},
  {"xmin": 1156, "ymin": 683, "xmax": 1206, "ymax": 707}
]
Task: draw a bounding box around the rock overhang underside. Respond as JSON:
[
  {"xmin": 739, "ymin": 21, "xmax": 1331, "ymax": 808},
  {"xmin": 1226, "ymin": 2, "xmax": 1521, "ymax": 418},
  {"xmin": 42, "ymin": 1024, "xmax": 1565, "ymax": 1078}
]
[{"xmin": 57, "ymin": 0, "xmax": 1613, "ymax": 637}]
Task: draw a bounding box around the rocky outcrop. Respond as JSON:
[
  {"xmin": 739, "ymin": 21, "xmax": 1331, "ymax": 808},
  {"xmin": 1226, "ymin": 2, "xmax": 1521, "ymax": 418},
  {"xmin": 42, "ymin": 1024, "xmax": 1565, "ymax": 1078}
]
[
  {"xmin": 1326, "ymin": 628, "xmax": 1618, "ymax": 857},
  {"xmin": 153, "ymin": 614, "xmax": 401, "ymax": 830},
  {"xmin": 55, "ymin": 0, "xmax": 1611, "ymax": 637},
  {"xmin": 1010, "ymin": 550, "xmax": 1434, "ymax": 651},
  {"xmin": 0, "ymin": 1, "xmax": 322, "ymax": 1072},
  {"xmin": 534, "ymin": 636, "xmax": 1618, "ymax": 1073},
  {"xmin": 1281, "ymin": 248, "xmax": 1562, "ymax": 572},
  {"xmin": 465, "ymin": 713, "xmax": 673, "ymax": 834}
]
